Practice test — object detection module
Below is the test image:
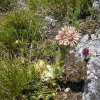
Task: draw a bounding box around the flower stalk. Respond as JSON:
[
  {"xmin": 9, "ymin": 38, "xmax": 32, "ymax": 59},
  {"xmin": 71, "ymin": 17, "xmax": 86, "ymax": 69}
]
[{"xmin": 59, "ymin": 45, "xmax": 69, "ymax": 66}]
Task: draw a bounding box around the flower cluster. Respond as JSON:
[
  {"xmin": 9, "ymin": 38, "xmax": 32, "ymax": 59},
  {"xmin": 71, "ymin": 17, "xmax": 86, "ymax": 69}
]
[
  {"xmin": 82, "ymin": 48, "xmax": 89, "ymax": 57},
  {"xmin": 55, "ymin": 26, "xmax": 81, "ymax": 46}
]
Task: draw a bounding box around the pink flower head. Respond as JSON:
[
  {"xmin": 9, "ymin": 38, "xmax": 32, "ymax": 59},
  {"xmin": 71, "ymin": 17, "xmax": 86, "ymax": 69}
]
[
  {"xmin": 82, "ymin": 48, "xmax": 89, "ymax": 57},
  {"xmin": 55, "ymin": 26, "xmax": 81, "ymax": 46}
]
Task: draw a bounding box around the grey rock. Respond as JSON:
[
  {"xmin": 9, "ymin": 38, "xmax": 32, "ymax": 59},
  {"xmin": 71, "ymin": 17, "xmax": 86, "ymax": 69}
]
[
  {"xmin": 17, "ymin": 0, "xmax": 27, "ymax": 11},
  {"xmin": 75, "ymin": 29, "xmax": 100, "ymax": 59},
  {"xmin": 80, "ymin": 34, "xmax": 89, "ymax": 43},
  {"xmin": 44, "ymin": 16, "xmax": 58, "ymax": 28},
  {"xmin": 92, "ymin": 0, "xmax": 100, "ymax": 10},
  {"xmin": 83, "ymin": 56, "xmax": 100, "ymax": 100}
]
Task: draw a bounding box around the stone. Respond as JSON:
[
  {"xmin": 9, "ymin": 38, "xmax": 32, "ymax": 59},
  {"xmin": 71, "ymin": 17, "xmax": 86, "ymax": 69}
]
[
  {"xmin": 83, "ymin": 56, "xmax": 100, "ymax": 100},
  {"xmin": 92, "ymin": 0, "xmax": 100, "ymax": 10},
  {"xmin": 17, "ymin": 0, "xmax": 27, "ymax": 11},
  {"xmin": 75, "ymin": 30, "xmax": 100, "ymax": 59}
]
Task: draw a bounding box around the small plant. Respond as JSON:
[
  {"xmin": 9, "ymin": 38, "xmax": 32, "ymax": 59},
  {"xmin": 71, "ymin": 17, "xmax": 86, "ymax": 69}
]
[{"xmin": 55, "ymin": 26, "xmax": 81, "ymax": 66}]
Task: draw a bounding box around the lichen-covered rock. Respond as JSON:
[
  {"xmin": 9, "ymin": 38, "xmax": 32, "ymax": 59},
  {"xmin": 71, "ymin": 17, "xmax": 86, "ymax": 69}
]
[
  {"xmin": 75, "ymin": 28, "xmax": 100, "ymax": 60},
  {"xmin": 83, "ymin": 56, "xmax": 100, "ymax": 100},
  {"xmin": 92, "ymin": 0, "xmax": 100, "ymax": 10}
]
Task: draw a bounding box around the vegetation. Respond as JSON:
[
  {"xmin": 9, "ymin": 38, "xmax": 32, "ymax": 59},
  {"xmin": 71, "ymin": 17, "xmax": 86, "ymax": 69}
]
[
  {"xmin": 0, "ymin": 0, "xmax": 17, "ymax": 12},
  {"xmin": 0, "ymin": 0, "xmax": 99, "ymax": 99},
  {"xmin": 42, "ymin": 0, "xmax": 93, "ymax": 19}
]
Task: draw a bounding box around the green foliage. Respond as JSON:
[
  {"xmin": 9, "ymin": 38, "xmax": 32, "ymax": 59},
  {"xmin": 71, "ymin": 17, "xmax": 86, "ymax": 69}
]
[
  {"xmin": 0, "ymin": 57, "xmax": 39, "ymax": 99},
  {"xmin": 22, "ymin": 82, "xmax": 56, "ymax": 100},
  {"xmin": 0, "ymin": 0, "xmax": 17, "ymax": 12},
  {"xmin": 42, "ymin": 0, "xmax": 93, "ymax": 20},
  {"xmin": 0, "ymin": 9, "xmax": 41, "ymax": 56},
  {"xmin": 42, "ymin": 39, "xmax": 58, "ymax": 63},
  {"xmin": 0, "ymin": 7, "xmax": 58, "ymax": 63},
  {"xmin": 0, "ymin": 49, "xmax": 58, "ymax": 100},
  {"xmin": 24, "ymin": 38, "xmax": 58, "ymax": 63},
  {"xmin": 27, "ymin": 0, "xmax": 41, "ymax": 11}
]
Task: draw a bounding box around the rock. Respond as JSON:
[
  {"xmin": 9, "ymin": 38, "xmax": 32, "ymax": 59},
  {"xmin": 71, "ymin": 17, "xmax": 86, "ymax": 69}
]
[
  {"xmin": 42, "ymin": 15, "xmax": 59, "ymax": 38},
  {"xmin": 75, "ymin": 28, "xmax": 100, "ymax": 60},
  {"xmin": 45, "ymin": 16, "xmax": 58, "ymax": 27},
  {"xmin": 92, "ymin": 0, "xmax": 100, "ymax": 10},
  {"xmin": 17, "ymin": 0, "xmax": 27, "ymax": 11},
  {"xmin": 80, "ymin": 34, "xmax": 89, "ymax": 43},
  {"xmin": 83, "ymin": 56, "xmax": 100, "ymax": 100}
]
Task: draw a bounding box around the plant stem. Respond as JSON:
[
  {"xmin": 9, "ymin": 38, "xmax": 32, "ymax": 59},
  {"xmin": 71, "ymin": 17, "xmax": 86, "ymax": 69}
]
[{"xmin": 56, "ymin": 45, "xmax": 69, "ymax": 67}]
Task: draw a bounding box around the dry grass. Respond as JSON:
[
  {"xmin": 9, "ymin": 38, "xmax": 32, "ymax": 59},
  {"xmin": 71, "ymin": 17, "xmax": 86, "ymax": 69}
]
[{"xmin": 64, "ymin": 53, "xmax": 87, "ymax": 82}]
